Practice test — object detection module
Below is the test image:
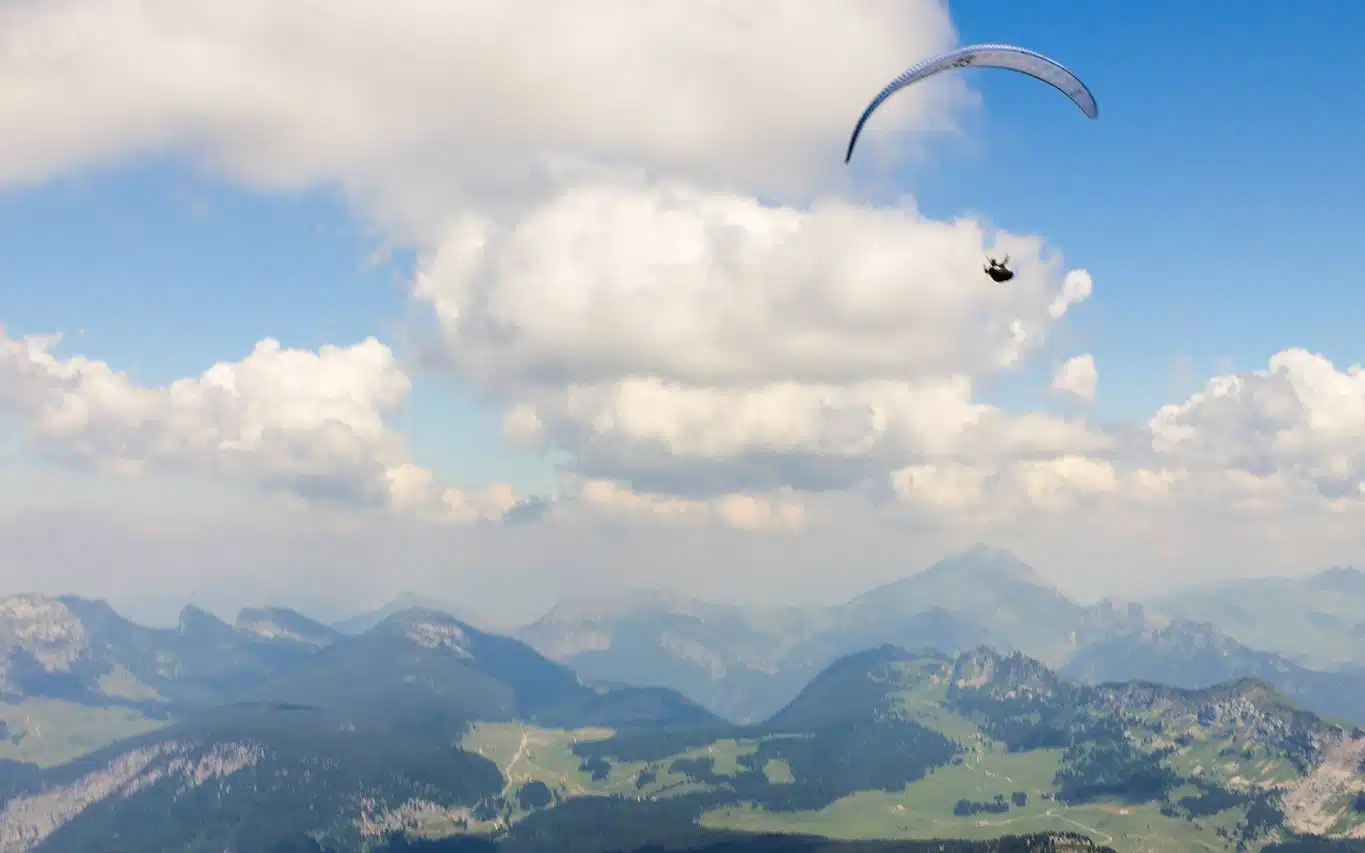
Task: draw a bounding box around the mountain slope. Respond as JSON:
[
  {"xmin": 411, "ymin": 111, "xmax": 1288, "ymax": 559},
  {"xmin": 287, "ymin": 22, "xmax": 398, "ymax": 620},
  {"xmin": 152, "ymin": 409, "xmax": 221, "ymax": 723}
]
[
  {"xmin": 242, "ymin": 608, "xmax": 720, "ymax": 732},
  {"xmin": 1, "ymin": 702, "xmax": 506, "ymax": 853},
  {"xmin": 563, "ymin": 646, "xmax": 1365, "ymax": 851},
  {"xmin": 0, "ymin": 609, "xmax": 719, "ymax": 852}
]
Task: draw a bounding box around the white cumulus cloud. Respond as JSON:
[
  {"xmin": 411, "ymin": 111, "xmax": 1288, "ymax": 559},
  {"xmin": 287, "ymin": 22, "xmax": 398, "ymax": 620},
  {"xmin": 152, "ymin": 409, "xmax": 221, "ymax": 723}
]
[
  {"xmin": 411, "ymin": 178, "xmax": 1099, "ymax": 502},
  {"xmin": 1051, "ymin": 354, "xmax": 1098, "ymax": 401},
  {"xmin": 414, "ymin": 182, "xmax": 1087, "ymax": 390},
  {"xmin": 553, "ymin": 478, "xmax": 807, "ymax": 533},
  {"xmin": 1149, "ymin": 349, "xmax": 1365, "ymax": 501},
  {"xmin": 0, "ymin": 326, "xmax": 514, "ymax": 522},
  {"xmin": 0, "ymin": 0, "xmax": 962, "ymax": 218}
]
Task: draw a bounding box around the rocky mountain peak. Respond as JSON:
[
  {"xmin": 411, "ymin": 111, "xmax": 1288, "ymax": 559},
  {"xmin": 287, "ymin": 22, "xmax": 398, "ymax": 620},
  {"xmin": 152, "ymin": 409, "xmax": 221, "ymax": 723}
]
[
  {"xmin": 176, "ymin": 604, "xmax": 233, "ymax": 638},
  {"xmin": 950, "ymin": 647, "xmax": 1061, "ymax": 698},
  {"xmin": 235, "ymin": 606, "xmax": 337, "ymax": 648},
  {"xmin": 0, "ymin": 594, "xmax": 90, "ymax": 670},
  {"xmin": 379, "ymin": 607, "xmax": 474, "ymax": 657}
]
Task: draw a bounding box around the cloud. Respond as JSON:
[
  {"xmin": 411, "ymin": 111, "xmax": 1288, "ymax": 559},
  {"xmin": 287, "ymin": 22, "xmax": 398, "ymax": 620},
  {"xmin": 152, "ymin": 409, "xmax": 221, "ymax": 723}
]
[
  {"xmin": 415, "ymin": 182, "xmax": 1089, "ymax": 390},
  {"xmin": 889, "ymin": 345, "xmax": 1365, "ymax": 525},
  {"xmin": 409, "ymin": 178, "xmax": 1098, "ymax": 500},
  {"xmin": 551, "ymin": 478, "xmax": 808, "ymax": 533},
  {"xmin": 1149, "ymin": 349, "xmax": 1365, "ymax": 501},
  {"xmin": 871, "ymin": 348, "xmax": 1365, "ymax": 544},
  {"xmin": 0, "ymin": 0, "xmax": 962, "ymax": 219},
  {"xmin": 0, "ymin": 326, "xmax": 514, "ymax": 522},
  {"xmin": 507, "ymin": 376, "xmax": 1108, "ymax": 498},
  {"xmin": 5, "ymin": 469, "xmax": 1364, "ymax": 618},
  {"xmin": 1051, "ymin": 354, "xmax": 1098, "ymax": 402},
  {"xmin": 890, "ymin": 455, "xmax": 1124, "ymax": 518}
]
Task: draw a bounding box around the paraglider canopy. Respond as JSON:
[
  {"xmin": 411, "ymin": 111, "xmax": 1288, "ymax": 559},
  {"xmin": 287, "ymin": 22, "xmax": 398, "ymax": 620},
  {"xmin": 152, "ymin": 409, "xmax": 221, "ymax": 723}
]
[
  {"xmin": 844, "ymin": 43, "xmax": 1098, "ymax": 164},
  {"xmin": 984, "ymin": 255, "xmax": 1014, "ymax": 283}
]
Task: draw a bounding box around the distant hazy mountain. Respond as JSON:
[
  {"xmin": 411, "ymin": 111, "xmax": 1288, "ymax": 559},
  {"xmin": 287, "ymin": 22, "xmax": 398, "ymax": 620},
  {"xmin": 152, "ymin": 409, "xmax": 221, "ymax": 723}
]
[
  {"xmin": 1062, "ymin": 617, "xmax": 1365, "ymax": 725},
  {"xmin": 518, "ymin": 590, "xmax": 830, "ymax": 724},
  {"xmin": 1148, "ymin": 566, "xmax": 1365, "ymax": 670},
  {"xmin": 331, "ymin": 591, "xmax": 501, "ymax": 635},
  {"xmin": 835, "ymin": 545, "xmax": 1085, "ymax": 661},
  {"xmin": 244, "ymin": 607, "xmax": 718, "ymax": 732},
  {"xmin": 518, "ymin": 546, "xmax": 1091, "ymax": 722},
  {"xmin": 518, "ymin": 547, "xmax": 1365, "ymax": 728},
  {"xmin": 519, "ymin": 580, "xmax": 1005, "ymax": 725}
]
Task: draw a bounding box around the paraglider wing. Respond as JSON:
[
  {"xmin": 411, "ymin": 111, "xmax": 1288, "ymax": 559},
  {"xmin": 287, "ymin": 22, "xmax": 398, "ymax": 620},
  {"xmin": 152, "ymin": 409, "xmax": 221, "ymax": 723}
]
[{"xmin": 844, "ymin": 43, "xmax": 1098, "ymax": 163}]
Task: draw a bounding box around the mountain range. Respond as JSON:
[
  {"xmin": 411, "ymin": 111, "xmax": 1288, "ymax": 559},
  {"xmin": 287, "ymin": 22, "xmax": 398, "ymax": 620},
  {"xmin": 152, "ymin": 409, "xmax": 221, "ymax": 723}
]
[
  {"xmin": 4, "ymin": 626, "xmax": 1364, "ymax": 852},
  {"xmin": 515, "ymin": 546, "xmax": 1365, "ymax": 724},
  {"xmin": 6, "ymin": 545, "xmax": 1365, "ymax": 851},
  {"xmin": 0, "ymin": 595, "xmax": 334, "ymax": 720},
  {"xmin": 7, "ymin": 546, "xmax": 1365, "ymax": 757}
]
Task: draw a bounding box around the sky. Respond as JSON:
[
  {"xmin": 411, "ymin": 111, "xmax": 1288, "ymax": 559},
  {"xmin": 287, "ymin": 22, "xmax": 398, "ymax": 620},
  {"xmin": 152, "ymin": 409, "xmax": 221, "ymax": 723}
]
[{"xmin": 1, "ymin": 0, "xmax": 1363, "ymax": 628}]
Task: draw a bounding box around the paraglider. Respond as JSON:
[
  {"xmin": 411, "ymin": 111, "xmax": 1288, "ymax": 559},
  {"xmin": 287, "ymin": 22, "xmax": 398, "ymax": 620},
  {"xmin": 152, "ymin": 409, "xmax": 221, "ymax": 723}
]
[
  {"xmin": 844, "ymin": 44, "xmax": 1098, "ymax": 285},
  {"xmin": 843, "ymin": 43, "xmax": 1098, "ymax": 164},
  {"xmin": 983, "ymin": 255, "xmax": 1013, "ymax": 283}
]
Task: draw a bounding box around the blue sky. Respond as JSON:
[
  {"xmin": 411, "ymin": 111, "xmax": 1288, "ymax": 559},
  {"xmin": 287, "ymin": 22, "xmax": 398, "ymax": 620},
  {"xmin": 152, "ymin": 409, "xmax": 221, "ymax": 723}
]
[
  {"xmin": 932, "ymin": 0, "xmax": 1363, "ymax": 418},
  {"xmin": 2, "ymin": 0, "xmax": 1362, "ymax": 614},
  {"xmin": 0, "ymin": 161, "xmax": 556, "ymax": 496}
]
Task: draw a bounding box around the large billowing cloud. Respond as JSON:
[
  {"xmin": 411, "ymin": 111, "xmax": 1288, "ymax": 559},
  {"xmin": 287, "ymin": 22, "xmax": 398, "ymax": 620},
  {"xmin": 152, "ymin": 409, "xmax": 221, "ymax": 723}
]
[
  {"xmin": 416, "ymin": 183, "xmax": 1090, "ymax": 389},
  {"xmin": 412, "ymin": 178, "xmax": 1098, "ymax": 502},
  {"xmin": 0, "ymin": 0, "xmax": 960, "ymax": 211}
]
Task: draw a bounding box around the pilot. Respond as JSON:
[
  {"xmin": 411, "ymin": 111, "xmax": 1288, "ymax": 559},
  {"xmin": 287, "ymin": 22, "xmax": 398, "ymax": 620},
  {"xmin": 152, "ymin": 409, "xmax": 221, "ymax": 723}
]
[{"xmin": 983, "ymin": 255, "xmax": 1014, "ymax": 283}]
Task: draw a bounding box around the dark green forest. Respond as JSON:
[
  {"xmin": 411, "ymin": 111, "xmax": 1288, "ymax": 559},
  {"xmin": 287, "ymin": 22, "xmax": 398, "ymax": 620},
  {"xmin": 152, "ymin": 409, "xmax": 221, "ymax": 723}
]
[{"xmin": 366, "ymin": 830, "xmax": 1119, "ymax": 853}]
